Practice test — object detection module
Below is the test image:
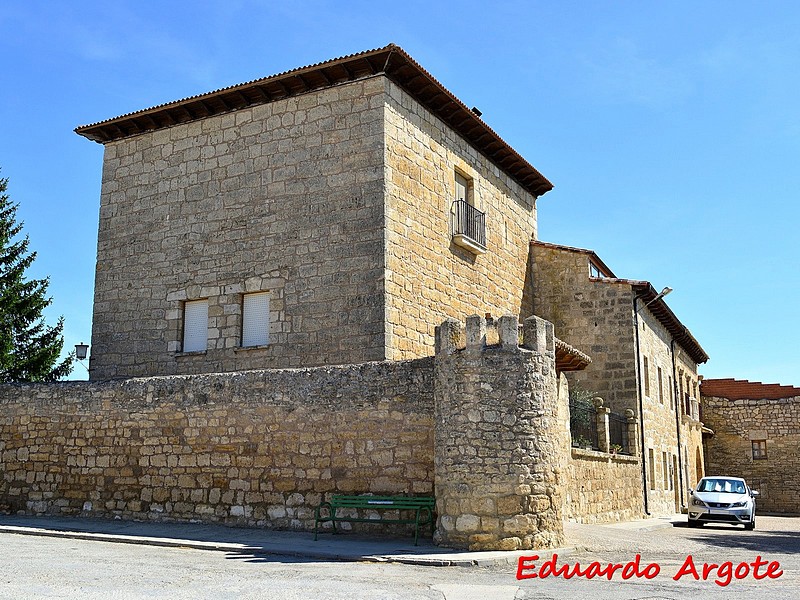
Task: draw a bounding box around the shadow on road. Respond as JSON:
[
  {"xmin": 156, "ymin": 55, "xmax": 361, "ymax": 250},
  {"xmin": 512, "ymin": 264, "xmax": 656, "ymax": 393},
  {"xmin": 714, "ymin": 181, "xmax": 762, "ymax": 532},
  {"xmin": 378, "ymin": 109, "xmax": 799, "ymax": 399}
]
[{"xmin": 672, "ymin": 519, "xmax": 800, "ymax": 555}]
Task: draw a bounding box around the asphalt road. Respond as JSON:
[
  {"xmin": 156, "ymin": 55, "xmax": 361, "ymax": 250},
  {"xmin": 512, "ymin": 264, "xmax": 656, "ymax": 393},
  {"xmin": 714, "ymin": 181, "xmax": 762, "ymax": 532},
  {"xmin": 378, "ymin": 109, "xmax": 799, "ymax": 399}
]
[{"xmin": 1, "ymin": 516, "xmax": 798, "ymax": 599}]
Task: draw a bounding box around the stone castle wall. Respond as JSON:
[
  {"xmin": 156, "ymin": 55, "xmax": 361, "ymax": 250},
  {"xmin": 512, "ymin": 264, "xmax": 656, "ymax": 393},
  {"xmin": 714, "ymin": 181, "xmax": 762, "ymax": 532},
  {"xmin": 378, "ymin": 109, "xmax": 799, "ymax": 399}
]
[
  {"xmin": 433, "ymin": 315, "xmax": 566, "ymax": 550},
  {"xmin": 0, "ymin": 360, "xmax": 434, "ymax": 528},
  {"xmin": 702, "ymin": 394, "xmax": 800, "ymax": 514},
  {"xmin": 383, "ymin": 79, "xmax": 538, "ymax": 361},
  {"xmin": 91, "ymin": 76, "xmax": 388, "ymax": 379}
]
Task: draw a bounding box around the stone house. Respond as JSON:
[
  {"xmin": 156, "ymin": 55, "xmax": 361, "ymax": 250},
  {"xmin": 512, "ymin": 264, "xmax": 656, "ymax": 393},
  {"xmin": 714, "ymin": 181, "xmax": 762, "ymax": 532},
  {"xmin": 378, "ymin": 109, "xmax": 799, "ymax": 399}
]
[
  {"xmin": 530, "ymin": 241, "xmax": 709, "ymax": 516},
  {"xmin": 75, "ymin": 44, "xmax": 552, "ymax": 381},
  {"xmin": 72, "ymin": 45, "xmax": 712, "ymax": 521},
  {"xmin": 701, "ymin": 378, "xmax": 800, "ymax": 514},
  {"xmin": 0, "ymin": 44, "xmax": 727, "ymax": 547}
]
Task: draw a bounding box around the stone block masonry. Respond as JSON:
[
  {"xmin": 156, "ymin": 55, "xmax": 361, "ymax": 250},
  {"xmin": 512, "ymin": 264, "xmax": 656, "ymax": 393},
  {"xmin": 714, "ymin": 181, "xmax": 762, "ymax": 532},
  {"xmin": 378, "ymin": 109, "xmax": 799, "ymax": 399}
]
[
  {"xmin": 702, "ymin": 393, "xmax": 800, "ymax": 514},
  {"xmin": 434, "ymin": 315, "xmax": 566, "ymax": 550},
  {"xmin": 91, "ymin": 77, "xmax": 388, "ymax": 379},
  {"xmin": 1, "ymin": 310, "xmax": 652, "ymax": 548},
  {"xmin": 0, "ymin": 360, "xmax": 434, "ymax": 528}
]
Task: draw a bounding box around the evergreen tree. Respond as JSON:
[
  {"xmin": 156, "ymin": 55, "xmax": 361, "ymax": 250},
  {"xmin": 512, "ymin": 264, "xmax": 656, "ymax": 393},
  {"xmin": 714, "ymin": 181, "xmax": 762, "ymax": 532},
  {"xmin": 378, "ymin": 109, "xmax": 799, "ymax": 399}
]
[{"xmin": 0, "ymin": 173, "xmax": 73, "ymax": 382}]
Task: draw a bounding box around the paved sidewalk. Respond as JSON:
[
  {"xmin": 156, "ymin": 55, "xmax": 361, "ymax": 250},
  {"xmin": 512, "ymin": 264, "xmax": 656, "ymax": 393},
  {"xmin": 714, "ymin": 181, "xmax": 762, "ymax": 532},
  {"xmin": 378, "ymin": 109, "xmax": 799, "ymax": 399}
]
[{"xmin": 0, "ymin": 514, "xmax": 682, "ymax": 567}]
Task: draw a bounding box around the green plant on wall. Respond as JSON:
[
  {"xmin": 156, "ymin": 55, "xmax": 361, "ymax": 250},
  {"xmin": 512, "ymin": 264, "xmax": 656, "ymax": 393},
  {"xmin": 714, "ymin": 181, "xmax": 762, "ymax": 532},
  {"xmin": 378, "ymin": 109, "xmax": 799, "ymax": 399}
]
[{"xmin": 569, "ymin": 385, "xmax": 597, "ymax": 447}]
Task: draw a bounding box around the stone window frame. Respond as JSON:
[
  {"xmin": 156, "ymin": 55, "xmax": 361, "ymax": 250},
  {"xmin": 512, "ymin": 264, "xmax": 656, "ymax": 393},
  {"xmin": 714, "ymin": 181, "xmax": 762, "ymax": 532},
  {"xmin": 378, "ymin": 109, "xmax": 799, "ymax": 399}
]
[
  {"xmin": 167, "ymin": 285, "xmax": 221, "ymax": 355},
  {"xmin": 454, "ymin": 169, "xmax": 474, "ymax": 207},
  {"xmin": 240, "ymin": 291, "xmax": 270, "ymax": 349},
  {"xmin": 668, "ymin": 375, "xmax": 674, "ymax": 411},
  {"xmin": 751, "ymin": 439, "xmax": 768, "ymax": 460},
  {"xmin": 181, "ymin": 298, "xmax": 209, "ymax": 354}
]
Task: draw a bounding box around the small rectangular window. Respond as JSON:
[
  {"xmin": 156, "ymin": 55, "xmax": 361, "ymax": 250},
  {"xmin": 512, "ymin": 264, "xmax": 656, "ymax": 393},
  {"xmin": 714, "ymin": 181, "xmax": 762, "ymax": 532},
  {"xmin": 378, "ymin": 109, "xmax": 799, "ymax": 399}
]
[
  {"xmin": 657, "ymin": 367, "xmax": 664, "ymax": 404},
  {"xmin": 668, "ymin": 375, "xmax": 674, "ymax": 411},
  {"xmin": 183, "ymin": 299, "xmax": 208, "ymax": 353},
  {"xmin": 242, "ymin": 292, "xmax": 270, "ymax": 347},
  {"xmin": 648, "ymin": 448, "xmax": 656, "ymax": 490},
  {"xmin": 643, "ymin": 356, "xmax": 650, "ymax": 397},
  {"xmin": 752, "ymin": 440, "xmax": 767, "ymax": 460},
  {"xmin": 663, "ymin": 451, "xmax": 669, "ymax": 489}
]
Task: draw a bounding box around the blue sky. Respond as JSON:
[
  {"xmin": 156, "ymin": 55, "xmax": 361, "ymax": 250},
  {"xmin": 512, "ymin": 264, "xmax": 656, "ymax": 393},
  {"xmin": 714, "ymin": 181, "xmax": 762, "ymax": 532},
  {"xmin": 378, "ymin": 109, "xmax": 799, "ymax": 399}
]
[{"xmin": 1, "ymin": 1, "xmax": 798, "ymax": 384}]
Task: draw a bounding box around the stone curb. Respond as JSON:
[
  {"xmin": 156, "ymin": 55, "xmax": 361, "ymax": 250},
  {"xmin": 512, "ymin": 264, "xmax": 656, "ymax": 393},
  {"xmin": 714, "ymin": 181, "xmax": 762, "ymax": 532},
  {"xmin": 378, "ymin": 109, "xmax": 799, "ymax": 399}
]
[{"xmin": 0, "ymin": 524, "xmax": 574, "ymax": 567}]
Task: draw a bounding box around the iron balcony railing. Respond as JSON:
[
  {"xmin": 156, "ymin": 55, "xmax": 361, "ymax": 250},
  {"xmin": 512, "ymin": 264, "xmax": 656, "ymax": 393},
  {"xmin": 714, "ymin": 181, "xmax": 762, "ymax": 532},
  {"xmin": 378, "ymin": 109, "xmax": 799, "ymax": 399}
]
[
  {"xmin": 608, "ymin": 411, "xmax": 630, "ymax": 454},
  {"xmin": 569, "ymin": 400, "xmax": 599, "ymax": 450},
  {"xmin": 684, "ymin": 395, "xmax": 700, "ymax": 421},
  {"xmin": 451, "ymin": 200, "xmax": 486, "ymax": 250}
]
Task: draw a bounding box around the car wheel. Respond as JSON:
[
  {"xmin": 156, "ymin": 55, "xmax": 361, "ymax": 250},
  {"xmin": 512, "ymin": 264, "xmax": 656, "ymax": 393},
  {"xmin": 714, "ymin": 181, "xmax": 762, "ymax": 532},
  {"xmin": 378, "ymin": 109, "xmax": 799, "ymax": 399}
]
[
  {"xmin": 745, "ymin": 516, "xmax": 755, "ymax": 531},
  {"xmin": 688, "ymin": 519, "xmax": 701, "ymax": 528}
]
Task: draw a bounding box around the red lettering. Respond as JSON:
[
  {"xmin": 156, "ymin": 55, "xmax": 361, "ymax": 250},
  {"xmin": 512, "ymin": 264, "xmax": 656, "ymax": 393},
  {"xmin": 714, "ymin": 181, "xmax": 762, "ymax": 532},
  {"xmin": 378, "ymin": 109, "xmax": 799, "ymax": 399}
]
[
  {"xmin": 766, "ymin": 561, "xmax": 783, "ymax": 579},
  {"xmin": 540, "ymin": 554, "xmax": 569, "ymax": 578},
  {"xmin": 621, "ymin": 554, "xmax": 641, "ymax": 579},
  {"xmin": 516, "ymin": 555, "xmax": 539, "ymax": 580},
  {"xmin": 751, "ymin": 555, "xmax": 770, "ymax": 580},
  {"xmin": 519, "ymin": 554, "xmax": 781, "ymax": 584},
  {"xmin": 715, "ymin": 561, "xmax": 733, "ymax": 587},
  {"xmin": 583, "ymin": 562, "xmax": 604, "ymax": 579},
  {"xmin": 673, "ymin": 554, "xmax": 700, "ymax": 581},
  {"xmin": 734, "ymin": 562, "xmax": 750, "ymax": 579},
  {"xmin": 562, "ymin": 562, "xmax": 583, "ymax": 579},
  {"xmin": 601, "ymin": 562, "xmax": 625, "ymax": 580},
  {"xmin": 642, "ymin": 562, "xmax": 660, "ymax": 579},
  {"xmin": 702, "ymin": 562, "xmax": 719, "ymax": 580}
]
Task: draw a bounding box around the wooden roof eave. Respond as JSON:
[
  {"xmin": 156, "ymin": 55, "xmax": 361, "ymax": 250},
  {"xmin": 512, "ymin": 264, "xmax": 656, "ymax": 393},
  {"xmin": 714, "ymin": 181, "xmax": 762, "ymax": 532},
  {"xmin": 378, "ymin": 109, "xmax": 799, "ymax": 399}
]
[{"xmin": 75, "ymin": 44, "xmax": 554, "ymax": 198}]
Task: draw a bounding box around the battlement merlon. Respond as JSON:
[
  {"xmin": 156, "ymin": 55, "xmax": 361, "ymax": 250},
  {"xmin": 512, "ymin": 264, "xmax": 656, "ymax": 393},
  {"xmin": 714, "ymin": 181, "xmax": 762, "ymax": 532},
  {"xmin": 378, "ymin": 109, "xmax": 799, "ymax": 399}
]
[{"xmin": 434, "ymin": 314, "xmax": 557, "ymax": 356}]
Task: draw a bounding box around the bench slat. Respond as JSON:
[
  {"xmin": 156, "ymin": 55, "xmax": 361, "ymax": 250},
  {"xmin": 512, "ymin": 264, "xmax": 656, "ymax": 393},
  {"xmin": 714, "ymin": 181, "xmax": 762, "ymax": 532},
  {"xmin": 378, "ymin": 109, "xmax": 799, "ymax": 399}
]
[{"xmin": 314, "ymin": 494, "xmax": 435, "ymax": 545}]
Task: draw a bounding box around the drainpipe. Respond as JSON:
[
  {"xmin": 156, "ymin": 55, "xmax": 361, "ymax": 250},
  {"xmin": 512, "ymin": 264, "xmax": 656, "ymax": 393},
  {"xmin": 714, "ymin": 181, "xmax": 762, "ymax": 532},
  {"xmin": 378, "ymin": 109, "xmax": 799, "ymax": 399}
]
[
  {"xmin": 671, "ymin": 339, "xmax": 685, "ymax": 511},
  {"xmin": 633, "ymin": 296, "xmax": 650, "ymax": 515}
]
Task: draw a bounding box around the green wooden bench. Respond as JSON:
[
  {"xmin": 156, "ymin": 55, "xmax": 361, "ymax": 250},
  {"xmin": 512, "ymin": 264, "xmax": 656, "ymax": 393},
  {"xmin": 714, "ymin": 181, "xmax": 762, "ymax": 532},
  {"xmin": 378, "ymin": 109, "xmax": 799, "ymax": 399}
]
[{"xmin": 314, "ymin": 494, "xmax": 435, "ymax": 545}]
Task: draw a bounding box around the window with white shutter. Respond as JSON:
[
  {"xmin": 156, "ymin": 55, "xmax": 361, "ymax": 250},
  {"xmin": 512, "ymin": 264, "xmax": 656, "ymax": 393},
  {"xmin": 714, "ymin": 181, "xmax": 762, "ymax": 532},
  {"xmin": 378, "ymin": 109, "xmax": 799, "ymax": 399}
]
[
  {"xmin": 242, "ymin": 292, "xmax": 269, "ymax": 347},
  {"xmin": 182, "ymin": 299, "xmax": 208, "ymax": 353}
]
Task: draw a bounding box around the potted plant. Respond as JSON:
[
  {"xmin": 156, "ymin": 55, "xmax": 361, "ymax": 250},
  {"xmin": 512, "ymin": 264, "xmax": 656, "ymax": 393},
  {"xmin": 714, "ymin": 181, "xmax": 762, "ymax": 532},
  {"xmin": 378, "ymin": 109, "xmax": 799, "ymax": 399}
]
[{"xmin": 572, "ymin": 435, "xmax": 593, "ymax": 450}]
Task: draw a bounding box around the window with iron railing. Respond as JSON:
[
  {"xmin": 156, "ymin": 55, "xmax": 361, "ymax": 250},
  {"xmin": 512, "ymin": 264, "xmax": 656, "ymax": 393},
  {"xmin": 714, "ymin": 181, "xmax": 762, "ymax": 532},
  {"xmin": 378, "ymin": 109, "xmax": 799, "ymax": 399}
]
[
  {"xmin": 451, "ymin": 200, "xmax": 486, "ymax": 254},
  {"xmin": 608, "ymin": 411, "xmax": 630, "ymax": 454},
  {"xmin": 569, "ymin": 399, "xmax": 599, "ymax": 450}
]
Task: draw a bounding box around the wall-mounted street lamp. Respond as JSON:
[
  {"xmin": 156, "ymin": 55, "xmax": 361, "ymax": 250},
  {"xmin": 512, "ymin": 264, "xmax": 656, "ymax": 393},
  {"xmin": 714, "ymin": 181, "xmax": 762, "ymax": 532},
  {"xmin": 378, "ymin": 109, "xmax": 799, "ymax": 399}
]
[
  {"xmin": 637, "ymin": 286, "xmax": 673, "ymax": 312},
  {"xmin": 74, "ymin": 342, "xmax": 89, "ymax": 374},
  {"xmin": 75, "ymin": 342, "xmax": 89, "ymax": 361}
]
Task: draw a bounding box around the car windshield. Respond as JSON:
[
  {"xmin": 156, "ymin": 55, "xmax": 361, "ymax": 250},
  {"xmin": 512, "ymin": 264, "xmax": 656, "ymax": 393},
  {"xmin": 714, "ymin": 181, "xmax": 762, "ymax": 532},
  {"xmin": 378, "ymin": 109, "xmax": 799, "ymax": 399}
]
[{"xmin": 697, "ymin": 479, "xmax": 746, "ymax": 494}]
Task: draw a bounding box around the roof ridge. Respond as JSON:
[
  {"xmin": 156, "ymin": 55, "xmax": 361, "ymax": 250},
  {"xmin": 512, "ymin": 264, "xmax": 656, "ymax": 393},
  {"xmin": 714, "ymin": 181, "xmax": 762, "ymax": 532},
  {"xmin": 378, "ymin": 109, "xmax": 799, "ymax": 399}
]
[{"xmin": 74, "ymin": 44, "xmax": 553, "ymax": 198}]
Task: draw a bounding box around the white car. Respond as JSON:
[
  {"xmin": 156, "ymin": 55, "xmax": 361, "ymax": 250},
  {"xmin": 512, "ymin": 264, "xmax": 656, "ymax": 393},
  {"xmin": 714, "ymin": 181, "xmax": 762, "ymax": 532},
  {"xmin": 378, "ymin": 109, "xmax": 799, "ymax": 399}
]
[{"xmin": 687, "ymin": 476, "xmax": 758, "ymax": 530}]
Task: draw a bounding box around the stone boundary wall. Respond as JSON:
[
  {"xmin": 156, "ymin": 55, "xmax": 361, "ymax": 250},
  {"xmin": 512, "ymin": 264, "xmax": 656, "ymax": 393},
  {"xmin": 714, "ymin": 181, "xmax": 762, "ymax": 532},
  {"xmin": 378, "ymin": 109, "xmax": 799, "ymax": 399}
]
[
  {"xmin": 702, "ymin": 394, "xmax": 800, "ymax": 514},
  {"xmin": 0, "ymin": 360, "xmax": 434, "ymax": 530},
  {"xmin": 565, "ymin": 450, "xmax": 644, "ymax": 523}
]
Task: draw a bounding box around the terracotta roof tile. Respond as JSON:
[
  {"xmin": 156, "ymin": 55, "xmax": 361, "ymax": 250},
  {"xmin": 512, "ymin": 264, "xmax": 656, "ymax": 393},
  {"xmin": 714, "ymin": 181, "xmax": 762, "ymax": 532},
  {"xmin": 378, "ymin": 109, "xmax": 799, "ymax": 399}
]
[
  {"xmin": 701, "ymin": 378, "xmax": 800, "ymax": 401},
  {"xmin": 75, "ymin": 44, "xmax": 553, "ymax": 198}
]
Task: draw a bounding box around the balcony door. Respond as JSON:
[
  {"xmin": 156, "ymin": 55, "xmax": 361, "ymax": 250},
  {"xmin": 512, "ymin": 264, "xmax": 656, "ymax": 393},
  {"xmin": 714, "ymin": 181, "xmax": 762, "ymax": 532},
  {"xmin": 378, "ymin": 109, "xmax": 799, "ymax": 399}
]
[{"xmin": 455, "ymin": 172, "xmax": 470, "ymax": 205}]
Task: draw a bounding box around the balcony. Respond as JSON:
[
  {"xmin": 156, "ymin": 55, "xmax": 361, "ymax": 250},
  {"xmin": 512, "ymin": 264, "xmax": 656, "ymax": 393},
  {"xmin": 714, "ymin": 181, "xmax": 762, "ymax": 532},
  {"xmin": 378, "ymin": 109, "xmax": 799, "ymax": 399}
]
[
  {"xmin": 451, "ymin": 200, "xmax": 486, "ymax": 254},
  {"xmin": 684, "ymin": 394, "xmax": 701, "ymax": 421}
]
